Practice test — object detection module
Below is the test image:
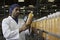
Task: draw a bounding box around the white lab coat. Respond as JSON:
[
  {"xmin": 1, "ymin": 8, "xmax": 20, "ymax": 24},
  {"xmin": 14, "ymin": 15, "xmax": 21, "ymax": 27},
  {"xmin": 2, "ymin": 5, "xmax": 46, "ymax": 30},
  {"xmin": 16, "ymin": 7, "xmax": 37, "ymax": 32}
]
[{"xmin": 2, "ymin": 16, "xmax": 26, "ymax": 40}]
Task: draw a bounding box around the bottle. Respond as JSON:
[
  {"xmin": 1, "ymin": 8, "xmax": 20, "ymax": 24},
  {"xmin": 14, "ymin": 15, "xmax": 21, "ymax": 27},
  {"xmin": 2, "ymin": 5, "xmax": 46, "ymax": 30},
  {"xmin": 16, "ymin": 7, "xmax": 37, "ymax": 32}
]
[{"xmin": 26, "ymin": 11, "xmax": 34, "ymax": 25}]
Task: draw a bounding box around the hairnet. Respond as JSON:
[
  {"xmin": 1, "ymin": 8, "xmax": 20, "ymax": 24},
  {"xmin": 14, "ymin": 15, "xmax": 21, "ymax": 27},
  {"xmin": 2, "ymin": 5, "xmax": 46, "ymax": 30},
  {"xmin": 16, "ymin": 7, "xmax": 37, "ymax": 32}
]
[{"xmin": 9, "ymin": 4, "xmax": 20, "ymax": 14}]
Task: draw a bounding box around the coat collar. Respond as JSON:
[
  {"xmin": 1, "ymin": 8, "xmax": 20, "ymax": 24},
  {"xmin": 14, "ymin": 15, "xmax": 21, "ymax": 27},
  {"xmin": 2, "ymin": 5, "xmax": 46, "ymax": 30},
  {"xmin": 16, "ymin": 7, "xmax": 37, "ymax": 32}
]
[
  {"xmin": 8, "ymin": 16, "xmax": 25, "ymax": 25},
  {"xmin": 8, "ymin": 16, "xmax": 18, "ymax": 25}
]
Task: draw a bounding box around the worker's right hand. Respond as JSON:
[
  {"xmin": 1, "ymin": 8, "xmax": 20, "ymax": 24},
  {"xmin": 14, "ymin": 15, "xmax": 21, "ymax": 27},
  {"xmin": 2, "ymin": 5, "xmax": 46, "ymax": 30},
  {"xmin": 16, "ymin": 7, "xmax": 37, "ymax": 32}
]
[
  {"xmin": 26, "ymin": 11, "xmax": 34, "ymax": 25},
  {"xmin": 19, "ymin": 11, "xmax": 34, "ymax": 33}
]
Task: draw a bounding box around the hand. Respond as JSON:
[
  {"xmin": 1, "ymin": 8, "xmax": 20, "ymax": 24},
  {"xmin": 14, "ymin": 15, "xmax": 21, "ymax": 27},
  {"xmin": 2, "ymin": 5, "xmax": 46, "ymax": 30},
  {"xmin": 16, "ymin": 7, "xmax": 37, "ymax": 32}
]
[
  {"xmin": 19, "ymin": 11, "xmax": 34, "ymax": 33},
  {"xmin": 26, "ymin": 11, "xmax": 34, "ymax": 25}
]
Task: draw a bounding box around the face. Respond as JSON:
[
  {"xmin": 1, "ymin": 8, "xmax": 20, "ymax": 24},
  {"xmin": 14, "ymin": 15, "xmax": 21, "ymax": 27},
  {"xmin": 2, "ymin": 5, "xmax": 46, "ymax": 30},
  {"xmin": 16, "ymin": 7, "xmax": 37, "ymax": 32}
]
[{"xmin": 12, "ymin": 7, "xmax": 20, "ymax": 17}]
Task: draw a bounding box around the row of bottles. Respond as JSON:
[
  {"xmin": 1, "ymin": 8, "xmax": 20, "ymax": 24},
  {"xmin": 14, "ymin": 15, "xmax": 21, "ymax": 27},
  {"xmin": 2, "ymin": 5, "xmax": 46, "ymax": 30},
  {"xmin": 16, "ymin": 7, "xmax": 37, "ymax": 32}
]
[{"xmin": 31, "ymin": 12, "xmax": 60, "ymax": 40}]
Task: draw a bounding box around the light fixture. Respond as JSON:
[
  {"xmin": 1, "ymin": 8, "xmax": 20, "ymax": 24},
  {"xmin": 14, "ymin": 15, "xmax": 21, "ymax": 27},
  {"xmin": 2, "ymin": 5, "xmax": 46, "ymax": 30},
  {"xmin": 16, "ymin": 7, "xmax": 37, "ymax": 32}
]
[
  {"xmin": 48, "ymin": 0, "xmax": 54, "ymax": 2},
  {"xmin": 18, "ymin": 0, "xmax": 24, "ymax": 2}
]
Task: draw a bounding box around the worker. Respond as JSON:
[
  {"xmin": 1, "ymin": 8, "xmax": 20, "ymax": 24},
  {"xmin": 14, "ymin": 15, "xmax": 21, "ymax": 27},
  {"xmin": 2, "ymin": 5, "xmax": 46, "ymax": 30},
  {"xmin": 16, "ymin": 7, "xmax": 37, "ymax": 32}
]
[{"xmin": 2, "ymin": 4, "xmax": 34, "ymax": 40}]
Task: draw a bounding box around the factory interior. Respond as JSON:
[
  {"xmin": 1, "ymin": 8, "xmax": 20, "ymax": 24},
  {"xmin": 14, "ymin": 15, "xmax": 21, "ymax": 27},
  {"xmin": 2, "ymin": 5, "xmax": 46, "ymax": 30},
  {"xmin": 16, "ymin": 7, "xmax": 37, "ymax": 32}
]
[{"xmin": 0, "ymin": 0, "xmax": 60, "ymax": 40}]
